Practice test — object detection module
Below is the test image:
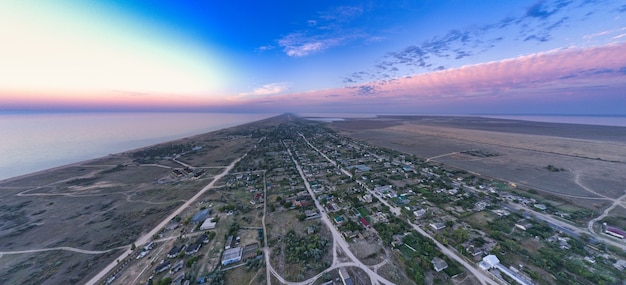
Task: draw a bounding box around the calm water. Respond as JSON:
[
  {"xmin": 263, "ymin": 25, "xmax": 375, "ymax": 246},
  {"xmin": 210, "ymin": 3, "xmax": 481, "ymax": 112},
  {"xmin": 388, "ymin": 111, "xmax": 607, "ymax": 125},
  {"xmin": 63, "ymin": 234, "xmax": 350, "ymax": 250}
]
[
  {"xmin": 480, "ymin": 115, "xmax": 626, "ymax": 127},
  {"xmin": 0, "ymin": 112, "xmax": 275, "ymax": 180},
  {"xmin": 2, "ymin": 112, "xmax": 624, "ymax": 181},
  {"xmin": 303, "ymin": 113, "xmax": 626, "ymax": 127}
]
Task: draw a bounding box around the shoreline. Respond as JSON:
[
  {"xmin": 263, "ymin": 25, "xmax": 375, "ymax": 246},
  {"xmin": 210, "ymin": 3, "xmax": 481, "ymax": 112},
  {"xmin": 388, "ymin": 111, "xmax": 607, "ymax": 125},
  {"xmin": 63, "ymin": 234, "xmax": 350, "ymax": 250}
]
[
  {"xmin": 4, "ymin": 114, "xmax": 625, "ymax": 183},
  {"xmin": 0, "ymin": 112, "xmax": 277, "ymax": 181},
  {"xmin": 0, "ymin": 114, "xmax": 288, "ymax": 285},
  {"xmin": 330, "ymin": 115, "xmax": 626, "ymax": 142}
]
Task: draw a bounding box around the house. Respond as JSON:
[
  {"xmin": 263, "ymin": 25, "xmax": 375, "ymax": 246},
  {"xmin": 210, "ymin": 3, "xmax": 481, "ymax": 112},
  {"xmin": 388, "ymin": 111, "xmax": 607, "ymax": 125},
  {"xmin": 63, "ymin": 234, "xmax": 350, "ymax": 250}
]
[
  {"xmin": 191, "ymin": 209, "xmax": 211, "ymax": 224},
  {"xmin": 613, "ymin": 259, "xmax": 626, "ymax": 271},
  {"xmin": 374, "ymin": 185, "xmax": 393, "ymax": 193},
  {"xmin": 338, "ymin": 267, "xmax": 354, "ymax": 285},
  {"xmin": 533, "ymin": 204, "xmax": 547, "ymax": 211},
  {"xmin": 200, "ymin": 217, "xmax": 217, "ymax": 230},
  {"xmin": 221, "ymin": 247, "xmax": 243, "ymax": 266},
  {"xmin": 413, "ymin": 209, "xmax": 426, "ymax": 218},
  {"xmin": 167, "ymin": 244, "xmax": 186, "ymax": 258},
  {"xmin": 153, "ymin": 260, "xmax": 171, "ymax": 273},
  {"xmin": 165, "ymin": 221, "xmax": 180, "ymax": 231},
  {"xmin": 170, "ymin": 260, "xmax": 184, "ymax": 273},
  {"xmin": 479, "ymin": 254, "xmax": 500, "ymax": 270},
  {"xmin": 185, "ymin": 242, "xmax": 201, "ymax": 255},
  {"xmin": 466, "ymin": 246, "xmax": 483, "ymax": 257},
  {"xmin": 304, "ymin": 209, "xmax": 320, "ymax": 219},
  {"xmin": 351, "ymin": 164, "xmax": 371, "ymax": 172},
  {"xmin": 492, "ymin": 209, "xmax": 510, "ymax": 217},
  {"xmin": 143, "ymin": 242, "xmax": 155, "ymax": 251},
  {"xmin": 430, "ymin": 222, "xmax": 446, "ymax": 231},
  {"xmin": 432, "ymin": 257, "xmax": 448, "ymax": 272},
  {"xmin": 334, "ymin": 216, "xmax": 345, "ymax": 225},
  {"xmin": 359, "ymin": 217, "xmax": 370, "ymax": 228},
  {"xmin": 480, "ymin": 255, "xmax": 535, "ymax": 285},
  {"xmin": 194, "ymin": 233, "xmax": 208, "ymax": 244},
  {"xmin": 515, "ymin": 220, "xmax": 533, "ymax": 231},
  {"xmin": 253, "ymin": 193, "xmax": 263, "ymax": 202},
  {"xmin": 172, "ymin": 272, "xmax": 185, "ymax": 285},
  {"xmin": 225, "ymin": 236, "xmax": 233, "ymax": 250},
  {"xmin": 242, "ymin": 243, "xmax": 261, "ymax": 260},
  {"xmin": 362, "ymin": 194, "xmax": 373, "ymax": 203}
]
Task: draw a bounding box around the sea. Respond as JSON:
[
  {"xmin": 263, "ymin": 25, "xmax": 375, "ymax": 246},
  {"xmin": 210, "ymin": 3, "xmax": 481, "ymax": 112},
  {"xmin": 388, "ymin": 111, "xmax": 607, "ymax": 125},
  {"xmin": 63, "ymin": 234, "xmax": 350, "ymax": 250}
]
[
  {"xmin": 1, "ymin": 112, "xmax": 625, "ymax": 181},
  {"xmin": 0, "ymin": 112, "xmax": 275, "ymax": 181},
  {"xmin": 303, "ymin": 113, "xmax": 626, "ymax": 127}
]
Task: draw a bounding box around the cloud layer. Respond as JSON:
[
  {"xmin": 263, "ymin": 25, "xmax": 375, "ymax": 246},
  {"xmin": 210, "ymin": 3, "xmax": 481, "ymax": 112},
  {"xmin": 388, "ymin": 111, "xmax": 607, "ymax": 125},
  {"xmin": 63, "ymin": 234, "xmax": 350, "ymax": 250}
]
[{"xmin": 236, "ymin": 42, "xmax": 626, "ymax": 113}]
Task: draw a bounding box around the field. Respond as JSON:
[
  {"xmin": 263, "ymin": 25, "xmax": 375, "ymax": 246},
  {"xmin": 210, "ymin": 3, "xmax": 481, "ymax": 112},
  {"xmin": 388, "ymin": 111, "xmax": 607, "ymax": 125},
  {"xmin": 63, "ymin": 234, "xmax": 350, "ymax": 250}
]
[
  {"xmin": 331, "ymin": 116, "xmax": 626, "ymax": 215},
  {"xmin": 0, "ymin": 116, "xmax": 285, "ymax": 285}
]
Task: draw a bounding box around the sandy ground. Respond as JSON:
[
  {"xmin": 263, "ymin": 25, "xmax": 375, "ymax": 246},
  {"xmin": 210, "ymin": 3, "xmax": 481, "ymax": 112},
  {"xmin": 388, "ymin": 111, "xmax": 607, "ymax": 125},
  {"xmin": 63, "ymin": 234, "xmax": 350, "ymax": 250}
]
[
  {"xmin": 331, "ymin": 116, "xmax": 626, "ymax": 208},
  {"xmin": 0, "ymin": 115, "xmax": 286, "ymax": 285}
]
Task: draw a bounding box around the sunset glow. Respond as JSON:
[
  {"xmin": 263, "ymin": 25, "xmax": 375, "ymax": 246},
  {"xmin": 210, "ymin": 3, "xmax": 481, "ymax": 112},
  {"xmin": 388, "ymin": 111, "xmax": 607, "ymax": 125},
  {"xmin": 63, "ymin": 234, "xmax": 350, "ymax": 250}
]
[{"xmin": 1, "ymin": 0, "xmax": 625, "ymax": 114}]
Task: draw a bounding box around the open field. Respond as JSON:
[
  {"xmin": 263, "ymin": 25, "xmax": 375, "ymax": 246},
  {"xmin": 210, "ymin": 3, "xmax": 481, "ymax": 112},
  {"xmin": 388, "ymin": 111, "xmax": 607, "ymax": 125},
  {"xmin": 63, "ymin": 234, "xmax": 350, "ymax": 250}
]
[
  {"xmin": 331, "ymin": 116, "xmax": 626, "ymax": 213},
  {"xmin": 0, "ymin": 116, "xmax": 285, "ymax": 285}
]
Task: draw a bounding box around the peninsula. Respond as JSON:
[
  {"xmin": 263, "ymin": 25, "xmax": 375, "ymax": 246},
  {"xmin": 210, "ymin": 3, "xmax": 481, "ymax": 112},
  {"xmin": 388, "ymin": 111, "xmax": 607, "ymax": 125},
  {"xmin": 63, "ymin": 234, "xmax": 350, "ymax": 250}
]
[{"xmin": 1, "ymin": 114, "xmax": 624, "ymax": 285}]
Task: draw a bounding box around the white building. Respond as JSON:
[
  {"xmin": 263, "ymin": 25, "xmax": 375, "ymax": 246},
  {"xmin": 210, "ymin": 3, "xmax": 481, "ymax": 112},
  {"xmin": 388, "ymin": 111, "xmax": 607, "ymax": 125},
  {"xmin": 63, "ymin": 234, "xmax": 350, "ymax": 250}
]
[
  {"xmin": 221, "ymin": 247, "xmax": 243, "ymax": 266},
  {"xmin": 200, "ymin": 217, "xmax": 217, "ymax": 230},
  {"xmin": 479, "ymin": 254, "xmax": 500, "ymax": 270}
]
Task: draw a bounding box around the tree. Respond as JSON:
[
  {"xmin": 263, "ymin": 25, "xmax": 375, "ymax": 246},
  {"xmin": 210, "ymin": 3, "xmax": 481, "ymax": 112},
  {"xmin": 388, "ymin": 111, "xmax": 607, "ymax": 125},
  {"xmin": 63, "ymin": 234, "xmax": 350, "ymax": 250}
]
[
  {"xmin": 130, "ymin": 243, "xmax": 136, "ymax": 251},
  {"xmin": 452, "ymin": 228, "xmax": 469, "ymax": 244},
  {"xmin": 157, "ymin": 277, "xmax": 172, "ymax": 285}
]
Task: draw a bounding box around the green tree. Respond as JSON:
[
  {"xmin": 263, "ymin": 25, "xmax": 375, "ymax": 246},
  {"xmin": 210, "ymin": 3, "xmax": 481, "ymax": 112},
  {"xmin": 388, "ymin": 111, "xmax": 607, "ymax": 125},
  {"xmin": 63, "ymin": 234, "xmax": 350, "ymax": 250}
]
[
  {"xmin": 452, "ymin": 228, "xmax": 469, "ymax": 244},
  {"xmin": 157, "ymin": 277, "xmax": 172, "ymax": 285}
]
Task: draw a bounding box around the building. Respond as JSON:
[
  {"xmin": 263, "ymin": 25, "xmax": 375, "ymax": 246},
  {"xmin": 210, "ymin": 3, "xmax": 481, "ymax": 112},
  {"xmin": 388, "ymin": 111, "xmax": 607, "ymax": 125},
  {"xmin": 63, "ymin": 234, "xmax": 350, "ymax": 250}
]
[
  {"xmin": 432, "ymin": 257, "xmax": 448, "ymax": 272},
  {"xmin": 479, "ymin": 254, "xmax": 500, "ymax": 270},
  {"xmin": 225, "ymin": 235, "xmax": 234, "ymax": 249},
  {"xmin": 604, "ymin": 223, "xmax": 625, "ymax": 239},
  {"xmin": 334, "ymin": 216, "xmax": 345, "ymax": 225},
  {"xmin": 359, "ymin": 217, "xmax": 370, "ymax": 228},
  {"xmin": 221, "ymin": 247, "xmax": 243, "ymax": 266},
  {"xmin": 185, "ymin": 242, "xmax": 201, "ymax": 255},
  {"xmin": 479, "ymin": 255, "xmax": 534, "ymax": 285},
  {"xmin": 430, "ymin": 222, "xmax": 446, "ymax": 231},
  {"xmin": 200, "ymin": 217, "xmax": 217, "ymax": 230},
  {"xmin": 413, "ymin": 209, "xmax": 426, "ymax": 218},
  {"xmin": 172, "ymin": 272, "xmax": 185, "ymax": 285},
  {"xmin": 338, "ymin": 267, "xmax": 354, "ymax": 285},
  {"xmin": 153, "ymin": 260, "xmax": 171, "ymax": 273},
  {"xmin": 304, "ymin": 209, "xmax": 320, "ymax": 218},
  {"xmin": 533, "ymin": 204, "xmax": 547, "ymax": 211},
  {"xmin": 242, "ymin": 243, "xmax": 261, "ymax": 260},
  {"xmin": 351, "ymin": 164, "xmax": 371, "ymax": 172},
  {"xmin": 170, "ymin": 260, "xmax": 184, "ymax": 273},
  {"xmin": 374, "ymin": 185, "xmax": 393, "ymax": 193},
  {"xmin": 191, "ymin": 209, "xmax": 211, "ymax": 224},
  {"xmin": 515, "ymin": 219, "xmax": 533, "ymax": 231},
  {"xmin": 167, "ymin": 244, "xmax": 186, "ymax": 258}
]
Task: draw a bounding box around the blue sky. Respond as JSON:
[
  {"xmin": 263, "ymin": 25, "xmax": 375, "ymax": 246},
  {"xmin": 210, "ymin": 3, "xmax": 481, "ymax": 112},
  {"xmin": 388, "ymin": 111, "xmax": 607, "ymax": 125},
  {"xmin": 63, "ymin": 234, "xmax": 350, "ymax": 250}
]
[{"xmin": 1, "ymin": 0, "xmax": 625, "ymax": 114}]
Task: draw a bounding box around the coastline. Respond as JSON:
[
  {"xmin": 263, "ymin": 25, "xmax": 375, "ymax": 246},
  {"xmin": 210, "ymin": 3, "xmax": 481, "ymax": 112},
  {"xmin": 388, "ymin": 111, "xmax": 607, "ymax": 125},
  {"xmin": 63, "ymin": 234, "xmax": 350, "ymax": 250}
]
[
  {"xmin": 0, "ymin": 112, "xmax": 276, "ymax": 181},
  {"xmin": 5, "ymin": 113, "xmax": 625, "ymax": 182},
  {"xmin": 0, "ymin": 114, "xmax": 288, "ymax": 285}
]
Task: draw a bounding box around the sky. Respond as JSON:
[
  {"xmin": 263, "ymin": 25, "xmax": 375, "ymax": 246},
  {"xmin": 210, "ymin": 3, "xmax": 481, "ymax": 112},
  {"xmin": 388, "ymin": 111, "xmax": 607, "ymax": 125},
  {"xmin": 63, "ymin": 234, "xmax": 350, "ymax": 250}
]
[{"xmin": 1, "ymin": 0, "xmax": 625, "ymax": 115}]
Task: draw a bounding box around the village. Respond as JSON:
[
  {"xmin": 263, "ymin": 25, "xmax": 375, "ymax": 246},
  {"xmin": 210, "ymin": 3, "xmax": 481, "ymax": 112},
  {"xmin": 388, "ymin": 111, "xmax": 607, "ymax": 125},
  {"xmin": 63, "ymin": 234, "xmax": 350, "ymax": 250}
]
[{"xmin": 108, "ymin": 117, "xmax": 625, "ymax": 285}]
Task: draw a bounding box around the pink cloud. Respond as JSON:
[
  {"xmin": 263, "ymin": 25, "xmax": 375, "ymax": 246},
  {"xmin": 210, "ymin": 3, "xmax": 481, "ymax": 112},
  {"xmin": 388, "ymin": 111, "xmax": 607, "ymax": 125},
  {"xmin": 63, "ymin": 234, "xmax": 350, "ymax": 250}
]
[{"xmin": 240, "ymin": 42, "xmax": 626, "ymax": 112}]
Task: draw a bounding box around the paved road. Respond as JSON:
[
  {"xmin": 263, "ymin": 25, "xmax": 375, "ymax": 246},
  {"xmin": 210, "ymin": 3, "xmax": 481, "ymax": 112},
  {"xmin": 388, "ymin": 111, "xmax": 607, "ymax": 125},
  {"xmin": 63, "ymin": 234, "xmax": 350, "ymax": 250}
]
[{"xmin": 85, "ymin": 152, "xmax": 249, "ymax": 285}]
